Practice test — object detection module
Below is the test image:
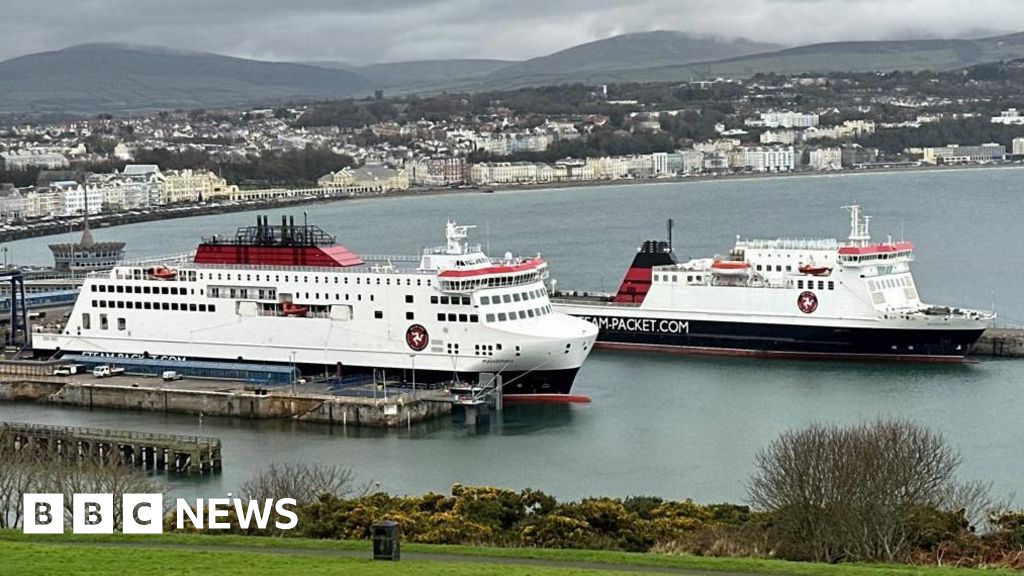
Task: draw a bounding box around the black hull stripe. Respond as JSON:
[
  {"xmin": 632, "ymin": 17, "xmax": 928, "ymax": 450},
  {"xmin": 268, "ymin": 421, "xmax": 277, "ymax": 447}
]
[{"xmin": 572, "ymin": 314, "xmax": 985, "ymax": 360}]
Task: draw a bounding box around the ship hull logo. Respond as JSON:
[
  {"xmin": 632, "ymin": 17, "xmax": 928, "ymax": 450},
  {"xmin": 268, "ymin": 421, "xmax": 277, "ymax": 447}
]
[
  {"xmin": 797, "ymin": 291, "xmax": 818, "ymax": 314},
  {"xmin": 406, "ymin": 324, "xmax": 429, "ymax": 351}
]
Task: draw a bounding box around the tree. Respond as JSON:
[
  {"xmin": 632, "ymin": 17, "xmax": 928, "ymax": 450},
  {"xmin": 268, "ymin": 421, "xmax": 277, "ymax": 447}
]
[
  {"xmin": 748, "ymin": 419, "xmax": 988, "ymax": 563},
  {"xmin": 240, "ymin": 461, "xmax": 357, "ymax": 505}
]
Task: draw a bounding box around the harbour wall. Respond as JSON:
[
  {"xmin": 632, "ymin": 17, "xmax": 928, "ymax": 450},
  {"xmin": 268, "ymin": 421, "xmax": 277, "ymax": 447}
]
[
  {"xmin": 972, "ymin": 328, "xmax": 1024, "ymax": 358},
  {"xmin": 0, "ymin": 379, "xmax": 451, "ymax": 428}
]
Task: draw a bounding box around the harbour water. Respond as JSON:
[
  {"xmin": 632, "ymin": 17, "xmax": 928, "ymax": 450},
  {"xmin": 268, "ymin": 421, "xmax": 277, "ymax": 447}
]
[{"xmin": 2, "ymin": 167, "xmax": 1023, "ymax": 504}]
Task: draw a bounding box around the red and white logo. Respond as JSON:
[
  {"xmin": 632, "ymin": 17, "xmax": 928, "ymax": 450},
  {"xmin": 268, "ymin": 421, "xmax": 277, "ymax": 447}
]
[
  {"xmin": 797, "ymin": 291, "xmax": 818, "ymax": 314},
  {"xmin": 405, "ymin": 324, "xmax": 429, "ymax": 351}
]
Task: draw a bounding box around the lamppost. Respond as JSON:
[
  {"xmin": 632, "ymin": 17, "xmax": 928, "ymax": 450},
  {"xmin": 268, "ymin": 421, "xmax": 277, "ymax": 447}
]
[{"xmin": 290, "ymin": 351, "xmax": 297, "ymax": 394}]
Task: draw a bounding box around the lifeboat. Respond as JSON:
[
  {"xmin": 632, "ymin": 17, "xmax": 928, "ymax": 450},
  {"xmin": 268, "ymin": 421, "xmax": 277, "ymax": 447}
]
[
  {"xmin": 148, "ymin": 265, "xmax": 177, "ymax": 280},
  {"xmin": 281, "ymin": 302, "xmax": 309, "ymax": 317},
  {"xmin": 710, "ymin": 260, "xmax": 751, "ymax": 276},
  {"xmin": 798, "ymin": 263, "xmax": 833, "ymax": 276}
]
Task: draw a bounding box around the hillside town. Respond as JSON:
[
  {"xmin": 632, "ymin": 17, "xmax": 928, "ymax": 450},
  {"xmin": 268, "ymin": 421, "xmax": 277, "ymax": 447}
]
[{"xmin": 3, "ymin": 66, "xmax": 1024, "ymax": 224}]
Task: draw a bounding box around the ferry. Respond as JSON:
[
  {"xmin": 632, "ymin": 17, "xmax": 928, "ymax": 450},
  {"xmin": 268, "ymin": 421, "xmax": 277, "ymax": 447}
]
[
  {"xmin": 551, "ymin": 206, "xmax": 994, "ymax": 362},
  {"xmin": 34, "ymin": 216, "xmax": 598, "ymax": 396}
]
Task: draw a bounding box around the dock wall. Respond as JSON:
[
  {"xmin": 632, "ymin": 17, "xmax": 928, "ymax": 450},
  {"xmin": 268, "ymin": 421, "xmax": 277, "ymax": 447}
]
[
  {"xmin": 971, "ymin": 328, "xmax": 1024, "ymax": 358},
  {"xmin": 15, "ymin": 381, "xmax": 450, "ymax": 428}
]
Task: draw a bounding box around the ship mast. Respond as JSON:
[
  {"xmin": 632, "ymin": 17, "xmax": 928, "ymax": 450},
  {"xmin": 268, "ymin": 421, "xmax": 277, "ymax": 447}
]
[{"xmin": 843, "ymin": 204, "xmax": 871, "ymax": 247}]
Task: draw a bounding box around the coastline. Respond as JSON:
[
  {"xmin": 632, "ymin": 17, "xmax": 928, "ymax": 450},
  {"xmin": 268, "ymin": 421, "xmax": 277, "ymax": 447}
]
[{"xmin": 3, "ymin": 162, "xmax": 1021, "ymax": 243}]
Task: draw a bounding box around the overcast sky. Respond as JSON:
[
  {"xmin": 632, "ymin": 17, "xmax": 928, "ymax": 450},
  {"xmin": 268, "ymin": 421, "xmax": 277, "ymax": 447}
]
[{"xmin": 0, "ymin": 0, "xmax": 1022, "ymax": 64}]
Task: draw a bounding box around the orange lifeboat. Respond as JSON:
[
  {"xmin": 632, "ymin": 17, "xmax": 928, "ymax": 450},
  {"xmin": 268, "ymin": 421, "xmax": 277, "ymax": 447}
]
[
  {"xmin": 710, "ymin": 260, "xmax": 751, "ymax": 276},
  {"xmin": 148, "ymin": 265, "xmax": 178, "ymax": 280},
  {"xmin": 281, "ymin": 302, "xmax": 309, "ymax": 317},
  {"xmin": 799, "ymin": 264, "xmax": 832, "ymax": 276}
]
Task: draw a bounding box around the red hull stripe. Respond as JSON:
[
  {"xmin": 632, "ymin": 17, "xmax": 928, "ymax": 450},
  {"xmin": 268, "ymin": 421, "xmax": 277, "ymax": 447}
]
[
  {"xmin": 502, "ymin": 394, "xmax": 592, "ymax": 404},
  {"xmin": 438, "ymin": 258, "xmax": 545, "ymax": 278},
  {"xmin": 594, "ymin": 341, "xmax": 969, "ymax": 364},
  {"xmin": 838, "ymin": 241, "xmax": 914, "ymax": 255}
]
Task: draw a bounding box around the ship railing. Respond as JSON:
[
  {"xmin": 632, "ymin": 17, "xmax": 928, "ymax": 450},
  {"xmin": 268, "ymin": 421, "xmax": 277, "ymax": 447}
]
[
  {"xmin": 117, "ymin": 252, "xmax": 196, "ymax": 267},
  {"xmin": 737, "ymin": 238, "xmax": 840, "ymax": 251},
  {"xmin": 190, "ymin": 261, "xmax": 437, "ymax": 275},
  {"xmin": 360, "ymin": 254, "xmax": 422, "ymax": 263}
]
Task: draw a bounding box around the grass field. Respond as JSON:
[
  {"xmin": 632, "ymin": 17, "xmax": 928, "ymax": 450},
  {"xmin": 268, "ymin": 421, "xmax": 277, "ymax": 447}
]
[{"xmin": 0, "ymin": 531, "xmax": 1016, "ymax": 576}]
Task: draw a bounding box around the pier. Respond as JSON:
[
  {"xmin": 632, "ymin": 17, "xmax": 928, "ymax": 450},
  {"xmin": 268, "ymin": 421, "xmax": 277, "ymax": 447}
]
[{"xmin": 0, "ymin": 421, "xmax": 222, "ymax": 474}]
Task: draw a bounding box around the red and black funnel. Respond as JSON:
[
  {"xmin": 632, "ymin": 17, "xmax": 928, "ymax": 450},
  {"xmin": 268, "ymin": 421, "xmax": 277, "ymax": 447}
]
[{"xmin": 613, "ymin": 239, "xmax": 677, "ymax": 304}]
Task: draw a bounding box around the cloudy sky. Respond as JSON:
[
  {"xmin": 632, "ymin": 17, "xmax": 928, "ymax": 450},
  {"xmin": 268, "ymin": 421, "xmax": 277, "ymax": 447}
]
[{"xmin": 0, "ymin": 0, "xmax": 1022, "ymax": 64}]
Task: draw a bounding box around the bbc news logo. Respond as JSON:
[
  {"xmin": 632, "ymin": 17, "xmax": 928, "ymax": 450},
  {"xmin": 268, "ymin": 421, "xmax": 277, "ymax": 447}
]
[{"xmin": 23, "ymin": 494, "xmax": 298, "ymax": 534}]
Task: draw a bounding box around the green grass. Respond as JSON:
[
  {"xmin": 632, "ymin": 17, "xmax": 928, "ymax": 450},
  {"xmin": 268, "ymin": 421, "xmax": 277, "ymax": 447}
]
[{"xmin": 0, "ymin": 531, "xmax": 1015, "ymax": 576}]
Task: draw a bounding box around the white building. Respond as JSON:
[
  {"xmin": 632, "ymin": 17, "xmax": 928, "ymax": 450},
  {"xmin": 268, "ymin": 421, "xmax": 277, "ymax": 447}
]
[
  {"xmin": 732, "ymin": 146, "xmax": 796, "ymax": 172},
  {"xmin": 760, "ymin": 130, "xmax": 797, "ymax": 145},
  {"xmin": 469, "ymin": 162, "xmax": 551, "ymax": 185},
  {"xmin": 809, "ymin": 147, "xmax": 843, "ymax": 170},
  {"xmin": 54, "ymin": 182, "xmax": 103, "ymax": 216},
  {"xmin": 1013, "ymin": 137, "xmax": 1024, "ymax": 156},
  {"xmin": 746, "ymin": 111, "xmax": 819, "ymax": 129},
  {"xmin": 0, "ymin": 149, "xmax": 70, "ymax": 170},
  {"xmin": 921, "ymin": 143, "xmax": 1006, "ymax": 164},
  {"xmin": 991, "ymin": 109, "xmax": 1024, "ymax": 125}
]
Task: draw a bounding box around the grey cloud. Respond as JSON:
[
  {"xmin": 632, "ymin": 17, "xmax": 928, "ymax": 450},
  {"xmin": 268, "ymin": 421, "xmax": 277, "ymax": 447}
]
[{"xmin": 0, "ymin": 0, "xmax": 1021, "ymax": 63}]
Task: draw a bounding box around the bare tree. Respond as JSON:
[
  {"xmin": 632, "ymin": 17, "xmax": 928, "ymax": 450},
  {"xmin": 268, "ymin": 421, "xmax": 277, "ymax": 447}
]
[
  {"xmin": 748, "ymin": 419, "xmax": 986, "ymax": 563},
  {"xmin": 240, "ymin": 461, "xmax": 357, "ymax": 505}
]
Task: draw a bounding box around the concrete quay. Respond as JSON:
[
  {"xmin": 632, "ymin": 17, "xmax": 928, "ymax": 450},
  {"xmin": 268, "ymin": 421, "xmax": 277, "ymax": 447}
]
[
  {"xmin": 972, "ymin": 328, "xmax": 1024, "ymax": 358},
  {"xmin": 0, "ymin": 374, "xmax": 452, "ymax": 428}
]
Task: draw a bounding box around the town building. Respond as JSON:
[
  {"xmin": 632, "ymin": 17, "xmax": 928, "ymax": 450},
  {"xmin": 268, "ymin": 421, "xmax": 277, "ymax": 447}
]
[
  {"xmin": 921, "ymin": 143, "xmax": 1006, "ymax": 164},
  {"xmin": 160, "ymin": 169, "xmax": 236, "ymax": 204},
  {"xmin": 809, "ymin": 147, "xmax": 843, "ymax": 170},
  {"xmin": 317, "ymin": 166, "xmax": 409, "ymax": 193},
  {"xmin": 0, "ymin": 149, "xmax": 70, "ymax": 171}
]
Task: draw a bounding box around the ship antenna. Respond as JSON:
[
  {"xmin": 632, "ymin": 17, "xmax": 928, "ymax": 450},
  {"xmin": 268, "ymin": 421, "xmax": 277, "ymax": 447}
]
[{"xmin": 667, "ymin": 218, "xmax": 674, "ymax": 252}]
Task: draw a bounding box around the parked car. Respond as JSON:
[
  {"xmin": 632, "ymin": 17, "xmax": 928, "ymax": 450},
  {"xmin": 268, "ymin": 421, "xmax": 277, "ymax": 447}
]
[{"xmin": 92, "ymin": 365, "xmax": 125, "ymax": 378}]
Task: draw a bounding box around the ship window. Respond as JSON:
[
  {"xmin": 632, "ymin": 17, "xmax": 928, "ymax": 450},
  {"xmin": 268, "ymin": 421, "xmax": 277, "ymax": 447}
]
[
  {"xmin": 438, "ymin": 313, "xmax": 445, "ymax": 321},
  {"xmin": 528, "ymin": 309, "xmax": 536, "ymax": 318},
  {"xmin": 144, "ymin": 302, "xmax": 151, "ymax": 310},
  {"xmin": 172, "ymin": 303, "xmax": 180, "ymax": 311},
  {"xmin": 519, "ymin": 311, "xmax": 527, "ymax": 319},
  {"xmin": 117, "ymin": 318, "xmax": 126, "ymax": 331},
  {"xmin": 513, "ymin": 293, "xmax": 521, "ymax": 302},
  {"xmin": 81, "ymin": 313, "xmax": 91, "ymax": 329},
  {"xmin": 497, "ymin": 313, "xmax": 507, "ymax": 321},
  {"xmin": 209, "ymin": 305, "xmax": 216, "ymax": 312},
  {"xmin": 406, "ymin": 312, "xmax": 414, "ymax": 320},
  {"xmin": 376, "ymin": 278, "xmax": 380, "ymax": 285},
  {"xmin": 828, "ymin": 281, "xmax": 835, "ymax": 290},
  {"xmin": 189, "ymin": 304, "xmax": 197, "ymax": 312},
  {"xmin": 100, "ymin": 314, "xmax": 108, "ymax": 330},
  {"xmin": 818, "ymin": 281, "xmax": 824, "ymax": 290},
  {"xmin": 786, "ymin": 266, "xmax": 791, "ymax": 272},
  {"xmin": 161, "ymin": 303, "xmax": 169, "ymax": 310},
  {"xmin": 480, "ymin": 296, "xmax": 489, "ymax": 305},
  {"xmin": 462, "ymin": 297, "xmax": 471, "ymax": 305},
  {"xmin": 161, "ymin": 287, "xmax": 169, "ymax": 294},
  {"xmin": 797, "ymin": 280, "xmax": 803, "ymax": 289},
  {"xmin": 486, "ymin": 313, "xmax": 495, "ymax": 322},
  {"xmin": 756, "ymin": 265, "xmax": 762, "ymax": 271},
  {"xmin": 431, "ymin": 296, "xmax": 439, "ymax": 304},
  {"xmin": 440, "ymin": 296, "xmax": 449, "ymax": 305},
  {"xmin": 116, "ymin": 285, "xmax": 124, "ymax": 293},
  {"xmin": 502, "ymin": 295, "xmax": 511, "ymax": 303},
  {"xmin": 775, "ymin": 265, "xmax": 782, "ymax": 272},
  {"xmin": 405, "ymin": 295, "xmax": 413, "ymax": 303},
  {"xmin": 370, "ymin": 295, "xmax": 375, "ymax": 301},
  {"xmin": 653, "ymin": 274, "xmax": 659, "ymax": 281},
  {"xmin": 143, "ymin": 286, "xmax": 150, "ymax": 294},
  {"xmin": 470, "ymin": 314, "xmax": 478, "ymax": 323},
  {"xmin": 459, "ymin": 314, "xmax": 468, "ymax": 322},
  {"xmin": 374, "ymin": 310, "xmax": 383, "ymax": 319},
  {"xmin": 199, "ymin": 304, "xmax": 207, "ymax": 312},
  {"xmin": 447, "ymin": 313, "xmax": 456, "ymax": 321}
]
